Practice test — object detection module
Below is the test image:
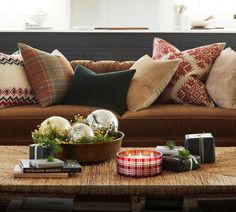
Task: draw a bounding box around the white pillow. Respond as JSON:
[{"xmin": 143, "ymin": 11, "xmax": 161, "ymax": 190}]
[{"xmin": 0, "ymin": 53, "xmax": 37, "ymax": 108}]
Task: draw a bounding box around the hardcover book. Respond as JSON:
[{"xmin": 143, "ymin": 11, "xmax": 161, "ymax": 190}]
[
  {"xmin": 13, "ymin": 165, "xmax": 70, "ymax": 178},
  {"xmin": 19, "ymin": 159, "xmax": 82, "ymax": 173}
]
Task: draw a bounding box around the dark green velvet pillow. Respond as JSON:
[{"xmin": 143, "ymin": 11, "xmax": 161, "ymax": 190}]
[{"xmin": 63, "ymin": 64, "xmax": 136, "ymax": 115}]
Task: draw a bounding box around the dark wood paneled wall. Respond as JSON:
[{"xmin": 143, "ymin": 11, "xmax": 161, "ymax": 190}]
[{"xmin": 0, "ymin": 32, "xmax": 234, "ymax": 61}]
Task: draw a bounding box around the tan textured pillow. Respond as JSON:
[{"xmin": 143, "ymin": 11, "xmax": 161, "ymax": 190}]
[
  {"xmin": 127, "ymin": 55, "xmax": 179, "ymax": 111},
  {"xmin": 206, "ymin": 48, "xmax": 236, "ymax": 109}
]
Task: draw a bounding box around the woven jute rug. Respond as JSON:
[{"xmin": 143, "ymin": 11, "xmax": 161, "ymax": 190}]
[{"xmin": 0, "ymin": 146, "xmax": 235, "ymax": 197}]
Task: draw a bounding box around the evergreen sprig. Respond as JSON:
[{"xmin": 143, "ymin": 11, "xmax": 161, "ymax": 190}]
[
  {"xmin": 32, "ymin": 124, "xmax": 65, "ymax": 161},
  {"xmin": 165, "ymin": 140, "xmax": 176, "ymax": 150},
  {"xmin": 177, "ymin": 149, "xmax": 191, "ymax": 159}
]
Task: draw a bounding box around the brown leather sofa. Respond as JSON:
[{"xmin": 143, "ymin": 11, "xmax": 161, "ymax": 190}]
[{"xmin": 0, "ymin": 60, "xmax": 235, "ymax": 147}]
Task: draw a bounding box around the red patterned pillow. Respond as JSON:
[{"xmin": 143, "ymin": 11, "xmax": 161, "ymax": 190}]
[
  {"xmin": 152, "ymin": 37, "xmax": 225, "ymax": 106},
  {"xmin": 0, "ymin": 53, "xmax": 37, "ymax": 108},
  {"xmin": 152, "ymin": 37, "xmax": 180, "ymax": 59}
]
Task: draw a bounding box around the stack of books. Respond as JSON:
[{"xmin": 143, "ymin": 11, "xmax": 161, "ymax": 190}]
[{"xmin": 14, "ymin": 158, "xmax": 81, "ymax": 178}]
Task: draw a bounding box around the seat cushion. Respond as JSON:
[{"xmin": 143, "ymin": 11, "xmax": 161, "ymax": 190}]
[
  {"xmin": 121, "ymin": 104, "xmax": 236, "ymax": 146},
  {"xmin": 0, "ymin": 104, "xmax": 121, "ymax": 145}
]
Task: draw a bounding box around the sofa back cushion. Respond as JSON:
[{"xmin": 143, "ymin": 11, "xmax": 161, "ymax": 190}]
[{"xmin": 70, "ymin": 60, "xmax": 134, "ymax": 74}]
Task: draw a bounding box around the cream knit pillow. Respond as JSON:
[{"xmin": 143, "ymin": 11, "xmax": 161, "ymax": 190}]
[
  {"xmin": 0, "ymin": 53, "xmax": 37, "ymax": 108},
  {"xmin": 206, "ymin": 48, "xmax": 236, "ymax": 109}
]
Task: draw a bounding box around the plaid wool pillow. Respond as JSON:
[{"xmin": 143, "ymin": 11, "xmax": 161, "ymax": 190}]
[{"xmin": 18, "ymin": 43, "xmax": 73, "ymax": 107}]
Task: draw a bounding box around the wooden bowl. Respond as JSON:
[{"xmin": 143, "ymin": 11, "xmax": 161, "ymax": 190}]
[{"xmin": 59, "ymin": 131, "xmax": 124, "ymax": 163}]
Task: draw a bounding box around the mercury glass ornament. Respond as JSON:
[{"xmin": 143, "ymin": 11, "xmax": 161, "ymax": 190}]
[
  {"xmin": 86, "ymin": 110, "xmax": 119, "ymax": 131},
  {"xmin": 69, "ymin": 123, "xmax": 94, "ymax": 142},
  {"xmin": 39, "ymin": 116, "xmax": 71, "ymax": 135}
]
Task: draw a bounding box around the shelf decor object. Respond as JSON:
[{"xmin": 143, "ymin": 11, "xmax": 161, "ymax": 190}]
[{"xmin": 116, "ymin": 149, "xmax": 162, "ymax": 177}]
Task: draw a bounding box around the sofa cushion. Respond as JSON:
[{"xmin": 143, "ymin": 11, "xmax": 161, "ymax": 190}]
[
  {"xmin": 0, "ymin": 104, "xmax": 235, "ymax": 147},
  {"xmin": 206, "ymin": 48, "xmax": 236, "ymax": 109},
  {"xmin": 64, "ymin": 64, "xmax": 135, "ymax": 115},
  {"xmin": 70, "ymin": 60, "xmax": 134, "ymax": 73},
  {"xmin": 0, "ymin": 104, "xmax": 121, "ymax": 145},
  {"xmin": 0, "ymin": 53, "xmax": 37, "ymax": 108},
  {"xmin": 121, "ymin": 104, "xmax": 236, "ymax": 146},
  {"xmin": 18, "ymin": 43, "xmax": 74, "ymax": 107},
  {"xmin": 127, "ymin": 55, "xmax": 180, "ymax": 111},
  {"xmin": 152, "ymin": 37, "xmax": 225, "ymax": 107},
  {"xmin": 0, "ymin": 104, "xmax": 104, "ymax": 119}
]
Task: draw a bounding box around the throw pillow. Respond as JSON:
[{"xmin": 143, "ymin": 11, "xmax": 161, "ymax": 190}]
[
  {"xmin": 206, "ymin": 48, "xmax": 236, "ymax": 109},
  {"xmin": 0, "ymin": 53, "xmax": 37, "ymax": 108},
  {"xmin": 18, "ymin": 43, "xmax": 74, "ymax": 107},
  {"xmin": 127, "ymin": 55, "xmax": 180, "ymax": 111},
  {"xmin": 63, "ymin": 64, "xmax": 135, "ymax": 115},
  {"xmin": 152, "ymin": 37, "xmax": 225, "ymax": 106}
]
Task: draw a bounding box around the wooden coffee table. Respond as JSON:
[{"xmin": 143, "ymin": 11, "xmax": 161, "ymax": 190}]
[{"xmin": 0, "ymin": 146, "xmax": 235, "ymax": 212}]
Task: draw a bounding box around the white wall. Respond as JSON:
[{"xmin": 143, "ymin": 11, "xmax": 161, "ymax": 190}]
[
  {"xmin": 0, "ymin": 0, "xmax": 68, "ymax": 29},
  {"xmin": 0, "ymin": 0, "xmax": 236, "ymax": 29},
  {"xmin": 70, "ymin": 0, "xmax": 236, "ymax": 29},
  {"xmin": 70, "ymin": 0, "xmax": 163, "ymax": 28}
]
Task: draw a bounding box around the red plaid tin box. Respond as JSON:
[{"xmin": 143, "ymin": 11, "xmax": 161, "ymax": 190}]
[{"xmin": 116, "ymin": 149, "xmax": 162, "ymax": 177}]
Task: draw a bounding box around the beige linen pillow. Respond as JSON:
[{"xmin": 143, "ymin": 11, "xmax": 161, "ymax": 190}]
[
  {"xmin": 206, "ymin": 48, "xmax": 236, "ymax": 109},
  {"xmin": 127, "ymin": 55, "xmax": 179, "ymax": 111}
]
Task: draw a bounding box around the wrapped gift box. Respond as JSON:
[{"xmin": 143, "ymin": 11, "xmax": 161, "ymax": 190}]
[
  {"xmin": 163, "ymin": 155, "xmax": 201, "ymax": 172},
  {"xmin": 156, "ymin": 146, "xmax": 184, "ymax": 155},
  {"xmin": 185, "ymin": 133, "xmax": 215, "ymax": 163},
  {"xmin": 29, "ymin": 144, "xmax": 50, "ymax": 160}
]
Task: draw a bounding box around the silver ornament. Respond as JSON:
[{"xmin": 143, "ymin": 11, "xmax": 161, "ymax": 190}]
[
  {"xmin": 68, "ymin": 123, "xmax": 94, "ymax": 142},
  {"xmin": 86, "ymin": 109, "xmax": 119, "ymax": 131}
]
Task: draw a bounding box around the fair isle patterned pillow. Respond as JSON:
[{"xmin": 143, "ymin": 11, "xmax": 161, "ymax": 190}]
[
  {"xmin": 0, "ymin": 53, "xmax": 37, "ymax": 108},
  {"xmin": 18, "ymin": 43, "xmax": 74, "ymax": 107},
  {"xmin": 152, "ymin": 37, "xmax": 225, "ymax": 106}
]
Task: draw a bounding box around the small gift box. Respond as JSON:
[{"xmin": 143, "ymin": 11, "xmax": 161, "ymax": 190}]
[
  {"xmin": 156, "ymin": 146, "xmax": 184, "ymax": 155},
  {"xmin": 185, "ymin": 133, "xmax": 215, "ymax": 163},
  {"xmin": 163, "ymin": 154, "xmax": 201, "ymax": 172},
  {"xmin": 29, "ymin": 144, "xmax": 50, "ymax": 160}
]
